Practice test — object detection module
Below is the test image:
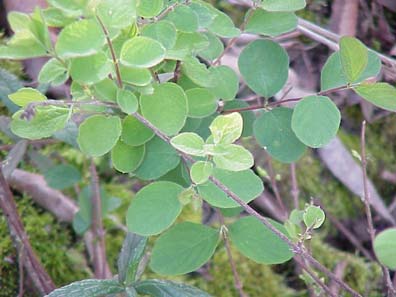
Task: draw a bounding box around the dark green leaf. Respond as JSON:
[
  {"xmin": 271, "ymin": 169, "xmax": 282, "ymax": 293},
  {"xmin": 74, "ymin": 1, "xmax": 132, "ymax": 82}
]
[
  {"xmin": 121, "ymin": 115, "xmax": 154, "ymax": 146},
  {"xmin": 44, "ymin": 164, "xmax": 81, "ymax": 190}
]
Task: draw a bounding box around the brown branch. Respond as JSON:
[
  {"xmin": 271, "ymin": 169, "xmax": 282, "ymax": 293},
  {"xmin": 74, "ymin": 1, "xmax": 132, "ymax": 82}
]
[
  {"xmin": 96, "ymin": 15, "xmax": 123, "ymax": 88},
  {"xmin": 218, "ymin": 211, "xmax": 246, "ymax": 297},
  {"xmin": 360, "ymin": 121, "xmax": 396, "ymax": 296},
  {"xmin": 89, "ymin": 159, "xmax": 109, "ymax": 279},
  {"xmin": 223, "ymin": 84, "xmax": 350, "ymax": 114},
  {"xmin": 290, "ymin": 163, "xmax": 299, "ymax": 209},
  {"xmin": 0, "ymin": 168, "xmax": 55, "ymax": 295}
]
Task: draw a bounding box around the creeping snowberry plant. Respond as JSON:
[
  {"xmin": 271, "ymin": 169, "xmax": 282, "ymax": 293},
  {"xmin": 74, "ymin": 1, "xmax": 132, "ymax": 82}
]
[{"xmin": 1, "ymin": 0, "xmax": 396, "ymax": 296}]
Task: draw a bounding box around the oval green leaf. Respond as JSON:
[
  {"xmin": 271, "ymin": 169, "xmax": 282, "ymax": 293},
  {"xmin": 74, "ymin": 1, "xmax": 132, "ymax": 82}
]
[
  {"xmin": 228, "ymin": 216, "xmax": 293, "ymax": 264},
  {"xmin": 150, "ymin": 222, "xmax": 219, "ymax": 275},
  {"xmin": 77, "ymin": 115, "xmax": 122, "ymax": 157},
  {"xmin": 121, "ymin": 115, "xmax": 154, "ymax": 146},
  {"xmin": 238, "ymin": 40, "xmax": 289, "ymax": 98},
  {"xmin": 117, "ymin": 89, "xmax": 138, "ymax": 114},
  {"xmin": 373, "ymin": 228, "xmax": 396, "ymax": 270},
  {"xmin": 140, "ymin": 83, "xmax": 188, "ymax": 136},
  {"xmin": 291, "ymin": 96, "xmax": 341, "ymax": 148},
  {"xmin": 186, "ymin": 88, "xmax": 217, "ymax": 118},
  {"xmin": 260, "ymin": 0, "xmax": 306, "ymax": 11},
  {"xmin": 111, "ymin": 141, "xmax": 145, "ymax": 173},
  {"xmin": 70, "ymin": 52, "xmax": 111, "ymax": 85},
  {"xmin": 339, "ymin": 36, "xmax": 368, "ymax": 83},
  {"xmin": 191, "ymin": 161, "xmax": 213, "ymax": 185},
  {"xmin": 354, "ymin": 83, "xmax": 396, "ymax": 112},
  {"xmin": 253, "ymin": 107, "xmax": 306, "ymax": 163},
  {"xmin": 127, "ymin": 181, "xmax": 183, "ymax": 236}
]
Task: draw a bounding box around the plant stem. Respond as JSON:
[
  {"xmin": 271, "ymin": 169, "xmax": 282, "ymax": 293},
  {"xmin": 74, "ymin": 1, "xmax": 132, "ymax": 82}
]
[
  {"xmin": 218, "ymin": 211, "xmax": 246, "ymax": 297},
  {"xmin": 290, "ymin": 163, "xmax": 299, "ymax": 209},
  {"xmin": 89, "ymin": 159, "xmax": 109, "ymax": 279},
  {"xmin": 360, "ymin": 121, "xmax": 396, "ymax": 296},
  {"xmin": 0, "ymin": 168, "xmax": 56, "ymax": 295},
  {"xmin": 223, "ymin": 85, "xmax": 350, "ymax": 114},
  {"xmin": 96, "ymin": 15, "xmax": 123, "ymax": 88}
]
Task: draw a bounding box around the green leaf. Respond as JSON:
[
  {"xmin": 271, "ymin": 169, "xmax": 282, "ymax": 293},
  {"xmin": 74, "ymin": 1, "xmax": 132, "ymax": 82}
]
[
  {"xmin": 44, "ymin": 164, "xmax": 81, "ymax": 190},
  {"xmin": 134, "ymin": 137, "xmax": 180, "ymax": 180},
  {"xmin": 0, "ymin": 68, "xmax": 23, "ymax": 113},
  {"xmin": 223, "ymin": 101, "xmax": 255, "ymax": 137},
  {"xmin": 208, "ymin": 66, "xmax": 239, "ymax": 101},
  {"xmin": 303, "ymin": 205, "xmax": 325, "ymax": 229},
  {"xmin": 260, "ymin": 0, "xmax": 306, "ymax": 11},
  {"xmin": 150, "ymin": 222, "xmax": 219, "ymax": 275},
  {"xmin": 96, "ymin": 0, "xmax": 136, "ymax": 29},
  {"xmin": 11, "ymin": 106, "xmax": 69, "ymax": 140},
  {"xmin": 56, "ymin": 19, "xmax": 105, "ymax": 58},
  {"xmin": 8, "ymin": 87, "xmax": 47, "ymax": 107},
  {"xmin": 253, "ymin": 107, "xmax": 306, "ymax": 163},
  {"xmin": 208, "ymin": 11, "xmax": 240, "ymax": 38},
  {"xmin": 120, "ymin": 66, "xmax": 152, "ymax": 86},
  {"xmin": 46, "ymin": 279, "xmax": 124, "ymax": 297},
  {"xmin": 212, "ymin": 144, "xmax": 254, "ymax": 171},
  {"xmin": 209, "ymin": 112, "xmax": 243, "ymax": 145},
  {"xmin": 167, "ymin": 32, "xmax": 209, "ymax": 60},
  {"xmin": 0, "ymin": 32, "xmax": 48, "ymax": 59},
  {"xmin": 291, "ymin": 96, "xmax": 341, "ymax": 148},
  {"xmin": 197, "ymin": 32, "xmax": 223, "ymax": 61},
  {"xmin": 181, "ymin": 57, "xmax": 214, "ymax": 88},
  {"xmin": 70, "ymin": 52, "xmax": 111, "ymax": 85},
  {"xmin": 137, "ymin": 0, "xmax": 164, "ymax": 18},
  {"xmin": 127, "ymin": 181, "xmax": 183, "ymax": 236},
  {"xmin": 121, "ymin": 115, "xmax": 154, "ymax": 146},
  {"xmin": 373, "ymin": 228, "xmax": 396, "ymax": 270},
  {"xmin": 92, "ymin": 78, "xmax": 118, "ymax": 102},
  {"xmin": 120, "ymin": 36, "xmax": 166, "ymax": 68},
  {"xmin": 186, "ymin": 88, "xmax": 217, "ymax": 118},
  {"xmin": 229, "ymin": 216, "xmax": 293, "ymax": 264},
  {"xmin": 191, "ymin": 161, "xmax": 213, "ymax": 184},
  {"xmin": 354, "ymin": 83, "xmax": 396, "ymax": 112},
  {"xmin": 171, "ymin": 132, "xmax": 205, "ymax": 156},
  {"xmin": 189, "ymin": 2, "xmax": 216, "ymax": 28},
  {"xmin": 197, "ymin": 168, "xmax": 264, "ymax": 208},
  {"xmin": 135, "ymin": 279, "xmax": 211, "ymax": 297},
  {"xmin": 321, "ymin": 50, "xmax": 381, "ymax": 91},
  {"xmin": 239, "ymin": 40, "xmax": 289, "ymax": 97},
  {"xmin": 111, "ymin": 141, "xmax": 145, "ymax": 173},
  {"xmin": 140, "ymin": 83, "xmax": 187, "ymax": 136},
  {"xmin": 46, "ymin": 0, "xmax": 88, "ymax": 15},
  {"xmin": 42, "ymin": 7, "xmax": 75, "ymax": 27},
  {"xmin": 245, "ymin": 9, "xmax": 297, "ymax": 37},
  {"xmin": 77, "ymin": 115, "xmax": 122, "ymax": 157},
  {"xmin": 38, "ymin": 58, "xmax": 69, "ymax": 86},
  {"xmin": 141, "ymin": 21, "xmax": 177, "ymax": 50},
  {"xmin": 165, "ymin": 5, "xmax": 199, "ymax": 33},
  {"xmin": 117, "ymin": 89, "xmax": 138, "ymax": 114},
  {"xmin": 339, "ymin": 36, "xmax": 368, "ymax": 83},
  {"xmin": 118, "ymin": 232, "xmax": 148, "ymax": 285}
]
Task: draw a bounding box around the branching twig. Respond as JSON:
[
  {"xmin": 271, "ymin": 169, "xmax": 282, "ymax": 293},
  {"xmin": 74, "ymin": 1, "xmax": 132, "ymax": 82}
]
[
  {"xmin": 89, "ymin": 160, "xmax": 109, "ymax": 279},
  {"xmin": 360, "ymin": 121, "xmax": 396, "ymax": 296},
  {"xmin": 218, "ymin": 211, "xmax": 246, "ymax": 297},
  {"xmin": 0, "ymin": 168, "xmax": 55, "ymax": 295}
]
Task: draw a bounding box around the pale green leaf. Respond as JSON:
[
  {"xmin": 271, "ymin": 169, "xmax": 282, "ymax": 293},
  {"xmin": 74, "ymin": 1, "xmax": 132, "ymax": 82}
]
[
  {"xmin": 291, "ymin": 96, "xmax": 341, "ymax": 148},
  {"xmin": 208, "ymin": 11, "xmax": 240, "ymax": 38},
  {"xmin": 121, "ymin": 115, "xmax": 154, "ymax": 146},
  {"xmin": 303, "ymin": 205, "xmax": 325, "ymax": 229},
  {"xmin": 186, "ymin": 88, "xmax": 217, "ymax": 118},
  {"xmin": 260, "ymin": 0, "xmax": 306, "ymax": 11},
  {"xmin": 181, "ymin": 56, "xmax": 214, "ymax": 88},
  {"xmin": 137, "ymin": 0, "xmax": 163, "ymax": 18},
  {"xmin": 170, "ymin": 132, "xmax": 205, "ymax": 156},
  {"xmin": 117, "ymin": 89, "xmax": 138, "ymax": 114},
  {"xmin": 11, "ymin": 106, "xmax": 69, "ymax": 140},
  {"xmin": 190, "ymin": 161, "xmax": 213, "ymax": 184},
  {"xmin": 96, "ymin": 0, "xmax": 136, "ymax": 29},
  {"xmin": 120, "ymin": 36, "xmax": 166, "ymax": 68},
  {"xmin": 150, "ymin": 222, "xmax": 219, "ymax": 275},
  {"xmin": 38, "ymin": 58, "xmax": 69, "ymax": 86},
  {"xmin": 197, "ymin": 32, "xmax": 223, "ymax": 60},
  {"xmin": 141, "ymin": 21, "xmax": 177, "ymax": 50},
  {"xmin": 354, "ymin": 83, "xmax": 396, "ymax": 111},
  {"xmin": 46, "ymin": 279, "xmax": 123, "ymax": 297},
  {"xmin": 245, "ymin": 9, "xmax": 297, "ymax": 37},
  {"xmin": 77, "ymin": 115, "xmax": 122, "ymax": 156},
  {"xmin": 373, "ymin": 228, "xmax": 396, "ymax": 270},
  {"xmin": 140, "ymin": 83, "xmax": 187, "ymax": 136},
  {"xmin": 209, "ymin": 112, "xmax": 243, "ymax": 145},
  {"xmin": 8, "ymin": 87, "xmax": 47, "ymax": 107},
  {"xmin": 127, "ymin": 181, "xmax": 183, "ymax": 235},
  {"xmin": 213, "ymin": 144, "xmax": 254, "ymax": 171},
  {"xmin": 46, "ymin": 0, "xmax": 88, "ymax": 15},
  {"xmin": 120, "ymin": 66, "xmax": 152, "ymax": 86},
  {"xmin": 238, "ymin": 40, "xmax": 289, "ymax": 97},
  {"xmin": 56, "ymin": 19, "xmax": 105, "ymax": 58},
  {"xmin": 339, "ymin": 36, "xmax": 368, "ymax": 83},
  {"xmin": 70, "ymin": 52, "xmax": 111, "ymax": 85},
  {"xmin": 165, "ymin": 5, "xmax": 199, "ymax": 33},
  {"xmin": 197, "ymin": 168, "xmax": 264, "ymax": 208},
  {"xmin": 208, "ymin": 66, "xmax": 239, "ymax": 101},
  {"xmin": 111, "ymin": 141, "xmax": 145, "ymax": 173},
  {"xmin": 135, "ymin": 279, "xmax": 211, "ymax": 297},
  {"xmin": 229, "ymin": 216, "xmax": 293, "ymax": 264}
]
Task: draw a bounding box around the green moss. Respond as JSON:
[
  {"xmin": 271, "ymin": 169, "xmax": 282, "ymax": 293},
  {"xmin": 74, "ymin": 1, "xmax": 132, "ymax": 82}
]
[{"xmin": 0, "ymin": 197, "xmax": 88, "ymax": 296}]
